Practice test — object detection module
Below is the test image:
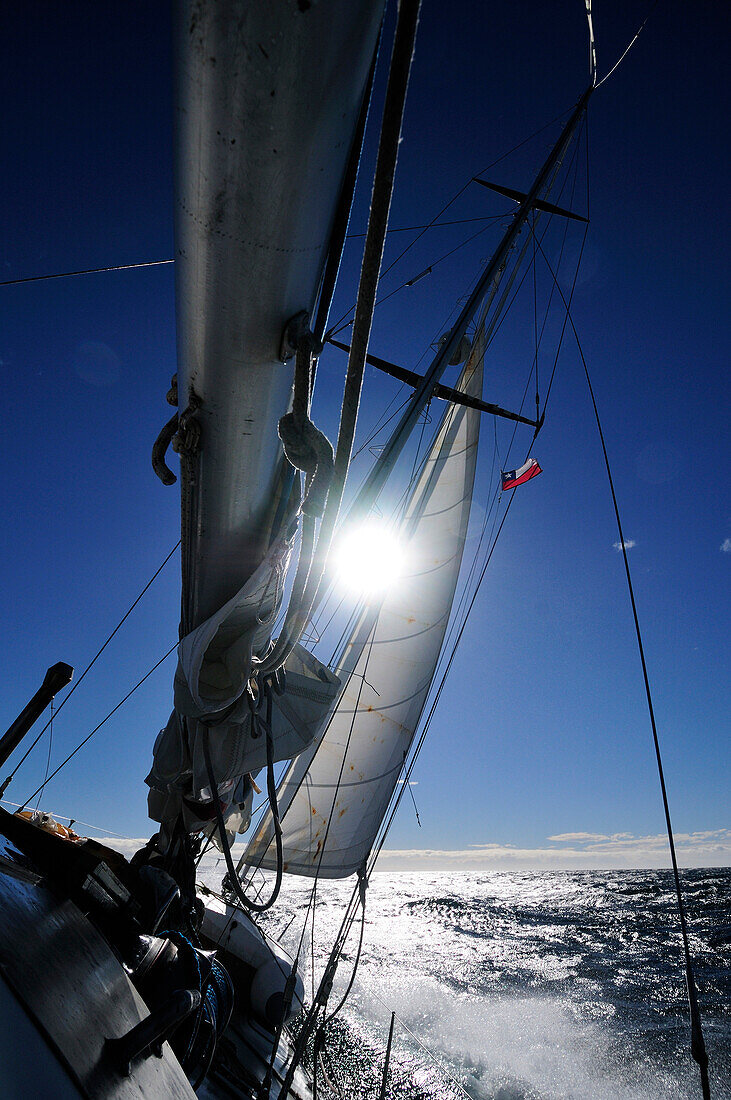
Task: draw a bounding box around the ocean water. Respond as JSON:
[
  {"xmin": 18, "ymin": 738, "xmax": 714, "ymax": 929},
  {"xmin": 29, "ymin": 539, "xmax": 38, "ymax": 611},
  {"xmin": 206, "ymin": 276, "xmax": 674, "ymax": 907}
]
[{"xmin": 201, "ymin": 863, "xmax": 731, "ymax": 1099}]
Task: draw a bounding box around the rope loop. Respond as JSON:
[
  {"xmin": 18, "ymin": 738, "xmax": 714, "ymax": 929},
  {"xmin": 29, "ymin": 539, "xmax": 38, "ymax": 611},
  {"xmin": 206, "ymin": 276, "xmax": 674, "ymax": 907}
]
[
  {"xmin": 278, "ymin": 315, "xmax": 333, "ymax": 517},
  {"xmin": 278, "ymin": 414, "xmax": 334, "ymax": 517},
  {"xmin": 202, "ymin": 681, "xmax": 284, "ymax": 916}
]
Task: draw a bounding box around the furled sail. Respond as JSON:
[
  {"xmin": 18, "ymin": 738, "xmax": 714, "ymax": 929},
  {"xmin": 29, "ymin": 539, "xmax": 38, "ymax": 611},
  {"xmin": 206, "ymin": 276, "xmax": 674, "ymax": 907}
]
[
  {"xmin": 146, "ymin": 533, "xmax": 340, "ymax": 842},
  {"xmin": 243, "ymin": 332, "xmax": 485, "ymax": 878}
]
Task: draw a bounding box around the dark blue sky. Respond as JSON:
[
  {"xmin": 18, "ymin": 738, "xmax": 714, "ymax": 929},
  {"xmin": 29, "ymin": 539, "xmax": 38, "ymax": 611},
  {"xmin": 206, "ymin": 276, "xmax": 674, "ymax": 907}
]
[{"xmin": 1, "ymin": 2, "xmax": 728, "ymax": 866}]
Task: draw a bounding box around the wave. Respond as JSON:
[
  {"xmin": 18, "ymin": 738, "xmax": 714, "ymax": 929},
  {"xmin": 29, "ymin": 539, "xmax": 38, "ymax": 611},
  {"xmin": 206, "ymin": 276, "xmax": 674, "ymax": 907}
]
[{"xmin": 198, "ymin": 862, "xmax": 731, "ymax": 1099}]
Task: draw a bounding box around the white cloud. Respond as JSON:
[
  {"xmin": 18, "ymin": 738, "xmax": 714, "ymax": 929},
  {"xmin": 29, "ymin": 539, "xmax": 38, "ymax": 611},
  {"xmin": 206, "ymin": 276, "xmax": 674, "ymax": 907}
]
[
  {"xmin": 376, "ymin": 829, "xmax": 731, "ymax": 872},
  {"xmin": 547, "ymin": 831, "xmax": 633, "ymax": 843},
  {"xmin": 613, "ymin": 538, "xmax": 636, "ymax": 551},
  {"xmin": 547, "ymin": 832, "xmax": 609, "ymax": 842},
  {"xmin": 89, "ymin": 830, "xmax": 731, "ymax": 874},
  {"xmin": 721, "ymin": 538, "xmax": 731, "ymax": 553}
]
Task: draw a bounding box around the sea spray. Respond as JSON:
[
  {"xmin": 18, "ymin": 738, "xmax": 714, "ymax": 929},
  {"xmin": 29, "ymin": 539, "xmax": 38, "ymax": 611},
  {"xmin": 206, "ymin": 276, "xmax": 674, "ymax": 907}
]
[{"xmin": 198, "ymin": 860, "xmax": 731, "ymax": 1099}]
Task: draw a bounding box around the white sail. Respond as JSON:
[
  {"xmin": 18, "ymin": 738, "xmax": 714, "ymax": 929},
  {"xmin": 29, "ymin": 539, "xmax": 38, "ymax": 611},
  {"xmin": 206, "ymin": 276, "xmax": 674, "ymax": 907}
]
[{"xmin": 243, "ymin": 333, "xmax": 484, "ymax": 878}]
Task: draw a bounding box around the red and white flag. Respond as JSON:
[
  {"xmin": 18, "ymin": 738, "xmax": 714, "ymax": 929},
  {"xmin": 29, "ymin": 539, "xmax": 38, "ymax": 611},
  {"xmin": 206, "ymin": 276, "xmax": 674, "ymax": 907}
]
[{"xmin": 501, "ymin": 458, "xmax": 542, "ymax": 490}]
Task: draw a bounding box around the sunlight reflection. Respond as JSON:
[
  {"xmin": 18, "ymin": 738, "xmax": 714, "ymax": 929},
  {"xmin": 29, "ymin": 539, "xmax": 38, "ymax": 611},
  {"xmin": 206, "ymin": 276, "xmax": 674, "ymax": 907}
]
[{"xmin": 333, "ymin": 520, "xmax": 408, "ymax": 598}]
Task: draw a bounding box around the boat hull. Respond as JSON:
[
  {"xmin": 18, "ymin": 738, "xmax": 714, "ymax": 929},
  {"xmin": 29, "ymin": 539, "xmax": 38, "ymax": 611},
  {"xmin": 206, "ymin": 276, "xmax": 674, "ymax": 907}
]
[{"xmin": 0, "ymin": 850, "xmax": 196, "ymax": 1099}]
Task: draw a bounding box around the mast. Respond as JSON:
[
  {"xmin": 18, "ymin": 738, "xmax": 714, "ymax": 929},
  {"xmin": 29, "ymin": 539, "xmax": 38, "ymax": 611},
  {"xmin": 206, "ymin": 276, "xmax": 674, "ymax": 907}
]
[
  {"xmin": 172, "ymin": 1, "xmax": 385, "ymax": 631},
  {"xmin": 348, "ymin": 85, "xmax": 592, "ymax": 521}
]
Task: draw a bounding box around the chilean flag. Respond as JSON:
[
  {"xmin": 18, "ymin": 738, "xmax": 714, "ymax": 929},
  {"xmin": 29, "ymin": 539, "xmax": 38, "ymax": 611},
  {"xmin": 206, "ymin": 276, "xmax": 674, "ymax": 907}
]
[{"xmin": 501, "ymin": 458, "xmax": 542, "ymax": 490}]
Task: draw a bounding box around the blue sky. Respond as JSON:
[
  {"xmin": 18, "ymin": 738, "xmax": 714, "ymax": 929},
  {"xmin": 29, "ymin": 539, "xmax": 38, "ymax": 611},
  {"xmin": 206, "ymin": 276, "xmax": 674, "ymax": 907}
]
[{"xmin": 1, "ymin": 3, "xmax": 728, "ymax": 868}]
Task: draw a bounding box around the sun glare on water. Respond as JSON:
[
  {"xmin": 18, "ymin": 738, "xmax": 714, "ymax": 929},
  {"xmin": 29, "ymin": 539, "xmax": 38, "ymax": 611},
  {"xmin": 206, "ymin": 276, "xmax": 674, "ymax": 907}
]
[{"xmin": 333, "ymin": 520, "xmax": 408, "ymax": 597}]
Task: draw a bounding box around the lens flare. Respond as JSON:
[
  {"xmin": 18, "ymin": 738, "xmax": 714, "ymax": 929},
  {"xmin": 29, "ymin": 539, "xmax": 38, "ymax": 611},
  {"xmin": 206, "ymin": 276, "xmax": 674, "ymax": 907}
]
[{"xmin": 333, "ymin": 520, "xmax": 407, "ymax": 597}]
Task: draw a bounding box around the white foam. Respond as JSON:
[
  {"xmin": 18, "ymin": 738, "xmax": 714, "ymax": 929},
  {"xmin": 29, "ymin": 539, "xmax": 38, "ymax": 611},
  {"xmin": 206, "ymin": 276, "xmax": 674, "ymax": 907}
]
[{"xmin": 350, "ymin": 971, "xmax": 696, "ymax": 1100}]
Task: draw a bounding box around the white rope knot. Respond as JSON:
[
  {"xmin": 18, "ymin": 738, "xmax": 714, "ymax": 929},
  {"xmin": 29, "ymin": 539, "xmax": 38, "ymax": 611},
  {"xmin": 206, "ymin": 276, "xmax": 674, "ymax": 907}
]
[{"xmin": 278, "ymin": 412, "xmax": 334, "ymax": 517}]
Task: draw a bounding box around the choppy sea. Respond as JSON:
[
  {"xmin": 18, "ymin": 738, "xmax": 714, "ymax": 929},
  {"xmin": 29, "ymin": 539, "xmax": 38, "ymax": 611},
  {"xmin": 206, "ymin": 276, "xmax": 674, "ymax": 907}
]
[{"xmin": 200, "ymin": 863, "xmax": 731, "ymax": 1099}]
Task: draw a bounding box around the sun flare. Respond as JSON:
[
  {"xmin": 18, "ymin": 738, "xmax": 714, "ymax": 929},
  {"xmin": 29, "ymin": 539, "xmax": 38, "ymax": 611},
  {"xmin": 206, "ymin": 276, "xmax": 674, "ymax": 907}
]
[{"xmin": 333, "ymin": 520, "xmax": 408, "ymax": 597}]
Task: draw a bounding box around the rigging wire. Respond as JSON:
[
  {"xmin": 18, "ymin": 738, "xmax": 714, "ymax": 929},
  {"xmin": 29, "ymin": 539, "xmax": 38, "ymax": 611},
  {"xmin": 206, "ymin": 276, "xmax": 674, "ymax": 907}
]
[
  {"xmin": 595, "ymin": 0, "xmax": 660, "ymax": 90},
  {"xmin": 19, "ymin": 641, "xmax": 179, "ymax": 811},
  {"xmin": 442, "ymin": 395, "xmax": 507, "ymax": 654},
  {"xmin": 0, "ymin": 258, "xmax": 174, "ymax": 288},
  {"xmin": 531, "ymin": 230, "xmax": 712, "ymax": 1100},
  {"xmin": 532, "ymin": 211, "xmax": 540, "ymax": 417},
  {"xmin": 404, "ymin": 778, "xmax": 421, "ymax": 826},
  {"xmin": 325, "ymin": 104, "xmax": 579, "ymax": 340},
  {"xmin": 201, "ymin": 684, "xmax": 284, "ymax": 914},
  {"xmin": 0, "ymin": 540, "xmax": 181, "ymax": 795},
  {"xmin": 490, "ymin": 118, "xmax": 586, "ymax": 475},
  {"xmin": 492, "ymin": 157, "xmax": 585, "ymax": 476},
  {"xmin": 276, "ymin": 326, "xmax": 531, "ymax": 1072},
  {"xmin": 345, "ymin": 270, "xmax": 468, "ymax": 474},
  {"xmin": 480, "ymin": 125, "xmax": 584, "ymax": 367},
  {"xmin": 0, "ymin": 220, "xmax": 517, "ymax": 293},
  {"xmin": 362, "ymin": 985, "xmax": 475, "ymax": 1100},
  {"xmin": 328, "ymin": 217, "xmax": 505, "ymax": 339},
  {"xmin": 294, "ymin": 625, "xmax": 380, "ymax": 962},
  {"xmin": 333, "ymin": 129, "xmax": 581, "ymax": 566},
  {"xmin": 534, "ymin": 121, "xmax": 589, "ymax": 418},
  {"xmin": 281, "ymin": 491, "xmax": 519, "ymax": 1089},
  {"xmin": 322, "ymin": 899, "xmax": 367, "ymax": 1026},
  {"xmin": 386, "ymin": 160, "xmax": 569, "ymax": 509},
  {"xmin": 33, "ymin": 700, "xmax": 54, "ymax": 812},
  {"xmin": 345, "ymin": 213, "xmax": 511, "ymax": 238},
  {"xmin": 373, "ymin": 492, "xmax": 516, "ymax": 867},
  {"xmin": 277, "ymin": 623, "xmax": 383, "ymax": 1087},
  {"xmin": 352, "ymin": 395, "xmax": 410, "ymax": 460},
  {"xmin": 0, "ymin": 799, "xmax": 135, "ymax": 840},
  {"xmin": 332, "ymin": 121, "xmax": 582, "ymax": 345},
  {"xmin": 256, "ymin": 137, "xmax": 587, "ymax": 1068}
]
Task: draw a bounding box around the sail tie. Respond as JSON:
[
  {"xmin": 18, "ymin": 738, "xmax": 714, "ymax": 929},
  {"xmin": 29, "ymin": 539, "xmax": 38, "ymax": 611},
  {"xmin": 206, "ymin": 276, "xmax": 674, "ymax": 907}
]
[
  {"xmin": 172, "ymin": 393, "xmax": 202, "ymax": 459},
  {"xmin": 278, "ymin": 324, "xmax": 334, "ymax": 518},
  {"xmin": 151, "ymin": 374, "xmax": 202, "ymax": 485},
  {"xmin": 152, "ymin": 412, "xmax": 179, "ymax": 485},
  {"xmin": 151, "ymin": 375, "xmax": 181, "ymax": 485},
  {"xmin": 278, "ymin": 417, "xmax": 334, "ymax": 517}
]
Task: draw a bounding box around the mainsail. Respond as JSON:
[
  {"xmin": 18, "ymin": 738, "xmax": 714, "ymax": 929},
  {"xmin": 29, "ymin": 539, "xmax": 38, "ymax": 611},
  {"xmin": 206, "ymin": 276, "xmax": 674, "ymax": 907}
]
[{"xmin": 243, "ymin": 331, "xmax": 485, "ymax": 878}]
